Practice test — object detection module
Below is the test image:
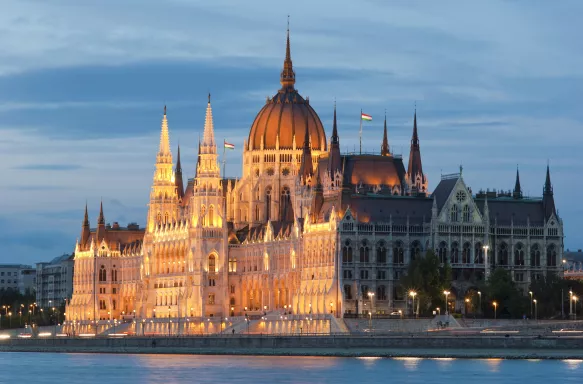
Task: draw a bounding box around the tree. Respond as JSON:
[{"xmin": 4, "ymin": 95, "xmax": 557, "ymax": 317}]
[
  {"xmin": 530, "ymin": 273, "xmax": 583, "ymax": 319},
  {"xmin": 483, "ymin": 268, "xmax": 528, "ymax": 318},
  {"xmin": 399, "ymin": 250, "xmax": 451, "ymax": 315}
]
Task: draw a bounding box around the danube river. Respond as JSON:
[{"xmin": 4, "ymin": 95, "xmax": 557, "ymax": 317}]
[{"xmin": 1, "ymin": 353, "xmax": 582, "ymax": 383}]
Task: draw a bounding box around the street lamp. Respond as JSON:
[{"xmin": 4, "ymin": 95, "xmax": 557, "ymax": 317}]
[
  {"xmin": 409, "ymin": 291, "xmax": 417, "ymax": 318},
  {"xmin": 573, "ymin": 296, "xmax": 578, "ymax": 321},
  {"xmin": 443, "ymin": 291, "xmax": 450, "ymax": 315},
  {"xmin": 465, "ymin": 298, "xmax": 470, "ymax": 315},
  {"xmin": 330, "ymin": 302, "xmax": 334, "ymax": 316},
  {"xmin": 478, "ymin": 291, "xmax": 482, "ymax": 316},
  {"xmin": 436, "ymin": 307, "xmax": 440, "ymax": 315},
  {"xmin": 483, "ymin": 245, "xmax": 490, "ymax": 278},
  {"xmin": 533, "ymin": 299, "xmax": 538, "ymax": 321},
  {"xmin": 367, "ymin": 292, "xmax": 375, "ymax": 329},
  {"xmin": 529, "ymin": 291, "xmax": 533, "ymax": 318},
  {"xmin": 493, "ymin": 301, "xmax": 498, "ymax": 319}
]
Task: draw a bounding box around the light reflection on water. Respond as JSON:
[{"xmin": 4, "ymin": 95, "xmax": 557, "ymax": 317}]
[{"xmin": 0, "ymin": 353, "xmax": 582, "ymax": 384}]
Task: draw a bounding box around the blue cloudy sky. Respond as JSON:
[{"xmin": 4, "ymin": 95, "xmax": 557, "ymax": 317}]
[{"xmin": 1, "ymin": 0, "xmax": 582, "ymax": 265}]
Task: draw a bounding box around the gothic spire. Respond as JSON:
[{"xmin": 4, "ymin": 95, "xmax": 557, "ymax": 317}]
[
  {"xmin": 411, "ymin": 109, "xmax": 419, "ymax": 148},
  {"xmin": 98, "ymin": 200, "xmax": 105, "ymax": 225},
  {"xmin": 83, "ymin": 202, "xmax": 90, "ymax": 228},
  {"xmin": 280, "ymin": 18, "xmax": 295, "ymax": 89},
  {"xmin": 331, "ymin": 101, "xmax": 339, "ymax": 146},
  {"xmin": 175, "ymin": 144, "xmax": 185, "ymax": 200},
  {"xmin": 96, "ymin": 200, "xmax": 106, "ymax": 242},
  {"xmin": 158, "ymin": 105, "xmax": 171, "ymax": 160},
  {"xmin": 407, "ymin": 109, "xmax": 425, "ymax": 191},
  {"xmin": 513, "ymin": 166, "xmax": 522, "ymax": 199},
  {"xmin": 543, "ymin": 163, "xmax": 556, "ymax": 219},
  {"xmin": 299, "ymin": 109, "xmax": 313, "ymax": 183},
  {"xmin": 80, "ymin": 202, "xmax": 90, "ymax": 249},
  {"xmin": 201, "ymin": 94, "xmax": 216, "ymax": 153},
  {"xmin": 328, "ymin": 103, "xmax": 342, "ymax": 179},
  {"xmin": 381, "ymin": 112, "xmax": 390, "ymax": 156}
]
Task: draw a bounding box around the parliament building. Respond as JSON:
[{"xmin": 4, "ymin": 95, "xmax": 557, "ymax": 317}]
[{"xmin": 66, "ymin": 29, "xmax": 564, "ymax": 325}]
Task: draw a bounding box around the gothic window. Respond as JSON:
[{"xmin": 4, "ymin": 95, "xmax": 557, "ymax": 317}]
[
  {"xmin": 393, "ymin": 241, "xmax": 404, "ymax": 265},
  {"xmin": 450, "ymin": 205, "xmax": 458, "ymax": 222},
  {"xmin": 499, "ymin": 243, "xmax": 509, "ymax": 265},
  {"xmin": 438, "ymin": 242, "xmax": 448, "ymax": 264},
  {"xmin": 546, "ymin": 244, "xmax": 557, "ymax": 266},
  {"xmin": 266, "ymin": 168, "xmax": 275, "ymax": 176},
  {"xmin": 462, "ymin": 205, "xmax": 470, "ymax": 222},
  {"xmin": 376, "ymin": 241, "xmax": 387, "ymax": 264},
  {"xmin": 208, "ymin": 278, "xmax": 216, "ymax": 286},
  {"xmin": 265, "ymin": 187, "xmax": 272, "ymax": 221},
  {"xmin": 462, "ymin": 242, "xmax": 471, "ymax": 264},
  {"xmin": 359, "ymin": 240, "xmax": 370, "ymax": 263},
  {"xmin": 99, "ymin": 265, "xmax": 106, "ymax": 282},
  {"xmin": 361, "ymin": 285, "xmax": 369, "ymax": 296},
  {"xmin": 201, "ymin": 205, "xmax": 206, "ymax": 226},
  {"xmin": 208, "ymin": 254, "xmax": 216, "ymax": 273},
  {"xmin": 456, "ymin": 190, "xmax": 466, "ymax": 203},
  {"xmin": 164, "ymin": 212, "xmax": 169, "ymax": 224},
  {"xmin": 531, "ymin": 244, "xmax": 541, "ymax": 267},
  {"xmin": 344, "ymin": 285, "xmax": 352, "ymax": 300},
  {"xmin": 451, "ymin": 242, "xmax": 459, "ymax": 264},
  {"xmin": 230, "ymin": 297, "xmax": 235, "ymax": 305},
  {"xmin": 514, "ymin": 243, "xmax": 525, "ymax": 266},
  {"xmin": 360, "ymin": 270, "xmax": 369, "ymax": 279},
  {"xmin": 156, "ymin": 212, "xmax": 162, "ymax": 223},
  {"xmin": 280, "ymin": 186, "xmax": 292, "ymax": 221},
  {"xmin": 282, "ymin": 168, "xmax": 290, "ymax": 176},
  {"xmin": 474, "ymin": 242, "xmax": 484, "ymax": 264},
  {"xmin": 377, "ymin": 285, "xmax": 387, "ymax": 301},
  {"xmin": 111, "ymin": 268, "xmax": 118, "ymax": 282},
  {"xmin": 410, "ymin": 241, "xmax": 421, "ymax": 261},
  {"xmin": 255, "ymin": 205, "xmax": 259, "ymax": 222},
  {"xmin": 208, "ymin": 294, "xmax": 215, "ymax": 305},
  {"xmin": 342, "ymin": 240, "xmax": 353, "ymax": 263},
  {"xmin": 112, "ymin": 300, "xmax": 116, "ymax": 310},
  {"xmin": 209, "ymin": 205, "xmax": 214, "ymax": 227},
  {"xmin": 343, "ymin": 270, "xmax": 353, "ymax": 279}
]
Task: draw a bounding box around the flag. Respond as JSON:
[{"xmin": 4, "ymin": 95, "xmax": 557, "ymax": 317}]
[
  {"xmin": 361, "ymin": 113, "xmax": 372, "ymax": 121},
  {"xmin": 224, "ymin": 141, "xmax": 235, "ymax": 150}
]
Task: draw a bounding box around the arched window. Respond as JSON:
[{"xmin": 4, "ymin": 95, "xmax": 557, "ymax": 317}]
[
  {"xmin": 410, "ymin": 241, "xmax": 421, "ymax": 261},
  {"xmin": 156, "ymin": 212, "xmax": 162, "ymax": 223},
  {"xmin": 438, "ymin": 242, "xmax": 448, "ymax": 264},
  {"xmin": 99, "ymin": 265, "xmax": 106, "ymax": 282},
  {"xmin": 376, "ymin": 241, "xmax": 387, "ymax": 264},
  {"xmin": 546, "ymin": 244, "xmax": 557, "ymax": 266},
  {"xmin": 359, "ymin": 240, "xmax": 370, "ymax": 263},
  {"xmin": 361, "ymin": 285, "xmax": 369, "ymax": 297},
  {"xmin": 474, "ymin": 242, "xmax": 484, "ymax": 264},
  {"xmin": 531, "ymin": 244, "xmax": 541, "ymax": 267},
  {"xmin": 208, "ymin": 254, "xmax": 216, "ymax": 273},
  {"xmin": 514, "ymin": 243, "xmax": 525, "ymax": 266},
  {"xmin": 462, "ymin": 205, "xmax": 470, "ymax": 222},
  {"xmin": 499, "ymin": 243, "xmax": 509, "ymax": 265},
  {"xmin": 208, "ymin": 205, "xmax": 214, "ymax": 227},
  {"xmin": 265, "ymin": 187, "xmax": 272, "ymax": 221},
  {"xmin": 111, "ymin": 267, "xmax": 118, "ymax": 282},
  {"xmin": 342, "ymin": 240, "xmax": 353, "ymax": 263},
  {"xmin": 377, "ymin": 285, "xmax": 387, "ymax": 301},
  {"xmin": 344, "ymin": 285, "xmax": 352, "ymax": 300},
  {"xmin": 451, "ymin": 242, "xmax": 459, "ymax": 264},
  {"xmin": 201, "ymin": 205, "xmax": 206, "ymax": 226},
  {"xmin": 462, "ymin": 242, "xmax": 471, "ymax": 264},
  {"xmin": 280, "ymin": 186, "xmax": 292, "ymax": 221},
  {"xmin": 393, "ymin": 241, "xmax": 404, "ymax": 265},
  {"xmin": 255, "ymin": 205, "xmax": 259, "ymax": 222},
  {"xmin": 164, "ymin": 212, "xmax": 169, "ymax": 224},
  {"xmin": 450, "ymin": 205, "xmax": 458, "ymax": 222}
]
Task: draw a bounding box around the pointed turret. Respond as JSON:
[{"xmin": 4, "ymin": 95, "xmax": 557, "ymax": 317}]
[
  {"xmin": 280, "ymin": 19, "xmax": 295, "ymax": 89},
  {"xmin": 175, "ymin": 145, "xmax": 185, "ymax": 200},
  {"xmin": 543, "ymin": 164, "xmax": 556, "ymax": 219},
  {"xmin": 80, "ymin": 202, "xmax": 91, "ymax": 250},
  {"xmin": 407, "ymin": 109, "xmax": 426, "ymax": 192},
  {"xmin": 381, "ymin": 112, "xmax": 390, "ymax": 156},
  {"xmin": 311, "ymin": 171, "xmax": 324, "ymax": 223},
  {"xmin": 513, "ymin": 167, "xmax": 522, "ymax": 199},
  {"xmin": 298, "ymin": 109, "xmax": 313, "ymax": 184},
  {"xmin": 201, "ymin": 94, "xmax": 216, "ymax": 154},
  {"xmin": 157, "ymin": 105, "xmax": 172, "ymax": 163},
  {"xmin": 96, "ymin": 200, "xmax": 106, "ymax": 242},
  {"xmin": 328, "ymin": 103, "xmax": 342, "ymax": 179}
]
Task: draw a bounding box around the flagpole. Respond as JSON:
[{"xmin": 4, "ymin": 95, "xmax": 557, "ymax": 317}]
[
  {"xmin": 359, "ymin": 108, "xmax": 362, "ymax": 154},
  {"xmin": 222, "ymin": 139, "xmax": 226, "ymax": 180}
]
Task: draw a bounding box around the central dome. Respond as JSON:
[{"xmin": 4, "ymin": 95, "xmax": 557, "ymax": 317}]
[{"xmin": 247, "ymin": 30, "xmax": 326, "ymax": 151}]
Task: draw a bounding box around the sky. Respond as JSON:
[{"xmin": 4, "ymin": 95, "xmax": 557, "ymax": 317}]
[{"xmin": 1, "ymin": 0, "xmax": 582, "ymax": 265}]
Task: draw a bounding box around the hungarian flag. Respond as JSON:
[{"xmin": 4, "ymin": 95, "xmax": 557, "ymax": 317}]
[
  {"xmin": 224, "ymin": 141, "xmax": 235, "ymax": 150},
  {"xmin": 361, "ymin": 113, "xmax": 372, "ymax": 121}
]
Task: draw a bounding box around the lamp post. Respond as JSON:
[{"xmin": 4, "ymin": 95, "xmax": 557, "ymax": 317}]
[
  {"xmin": 529, "ymin": 291, "xmax": 533, "ymax": 318},
  {"xmin": 570, "ymin": 290, "xmax": 574, "ymax": 319},
  {"xmin": 493, "ymin": 301, "xmax": 497, "ymax": 319},
  {"xmin": 436, "ymin": 307, "xmax": 440, "ymax": 316},
  {"xmin": 8, "ymin": 312, "xmax": 12, "ymax": 328},
  {"xmin": 533, "ymin": 299, "xmax": 538, "ymax": 321},
  {"xmin": 478, "ymin": 291, "xmax": 482, "ymax": 316},
  {"xmin": 443, "ymin": 291, "xmax": 450, "ymax": 316},
  {"xmin": 168, "ymin": 306, "xmax": 171, "ymax": 337},
  {"xmin": 483, "ymin": 245, "xmax": 490, "ymax": 279},
  {"xmin": 409, "ymin": 291, "xmax": 417, "ymax": 318},
  {"xmin": 368, "ymin": 292, "xmax": 375, "ymax": 329},
  {"xmin": 573, "ymin": 296, "xmax": 578, "ymax": 321},
  {"xmin": 465, "ymin": 298, "xmax": 470, "ymax": 315}
]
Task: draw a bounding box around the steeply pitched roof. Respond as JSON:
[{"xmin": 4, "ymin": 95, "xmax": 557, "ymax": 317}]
[
  {"xmin": 474, "ymin": 197, "xmax": 545, "ymax": 226},
  {"xmin": 432, "ymin": 177, "xmax": 459, "ymax": 211}
]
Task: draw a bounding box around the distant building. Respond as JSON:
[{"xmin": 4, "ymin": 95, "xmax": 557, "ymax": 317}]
[
  {"xmin": 564, "ymin": 250, "xmax": 583, "ymax": 280},
  {"xmin": 35, "ymin": 254, "xmax": 75, "ymax": 309},
  {"xmin": 18, "ymin": 267, "xmax": 36, "ymax": 295},
  {"xmin": 0, "ymin": 264, "xmax": 34, "ymax": 293}
]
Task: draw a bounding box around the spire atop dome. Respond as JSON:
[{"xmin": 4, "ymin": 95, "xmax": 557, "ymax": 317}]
[
  {"xmin": 381, "ymin": 111, "xmax": 390, "ymax": 156},
  {"xmin": 280, "ymin": 18, "xmax": 295, "ymax": 89},
  {"xmin": 513, "ymin": 166, "xmax": 522, "ymax": 199}
]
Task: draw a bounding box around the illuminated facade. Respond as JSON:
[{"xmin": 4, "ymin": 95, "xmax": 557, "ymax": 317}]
[{"xmin": 66, "ymin": 29, "xmax": 563, "ymax": 323}]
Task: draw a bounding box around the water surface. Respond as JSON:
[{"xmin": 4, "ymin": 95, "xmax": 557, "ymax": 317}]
[{"xmin": 1, "ymin": 353, "xmax": 581, "ymax": 383}]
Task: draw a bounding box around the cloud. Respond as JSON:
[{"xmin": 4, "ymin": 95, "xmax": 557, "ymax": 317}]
[{"xmin": 13, "ymin": 164, "xmax": 85, "ymax": 171}]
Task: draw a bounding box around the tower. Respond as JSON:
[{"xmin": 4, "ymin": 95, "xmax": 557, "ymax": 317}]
[
  {"xmin": 543, "ymin": 164, "xmax": 556, "ymax": 219},
  {"xmin": 513, "ymin": 167, "xmax": 523, "ymax": 199},
  {"xmin": 96, "ymin": 200, "xmax": 106, "ymax": 243},
  {"xmin": 381, "ymin": 112, "xmax": 390, "ymax": 156},
  {"xmin": 175, "ymin": 145, "xmax": 185, "ymax": 201},
  {"xmin": 407, "ymin": 110, "xmax": 428, "ymax": 193},
  {"xmin": 328, "ymin": 103, "xmax": 342, "ymax": 179},
  {"xmin": 80, "ymin": 202, "xmax": 91, "ymax": 250},
  {"xmin": 146, "ymin": 106, "xmax": 180, "ymax": 232}
]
